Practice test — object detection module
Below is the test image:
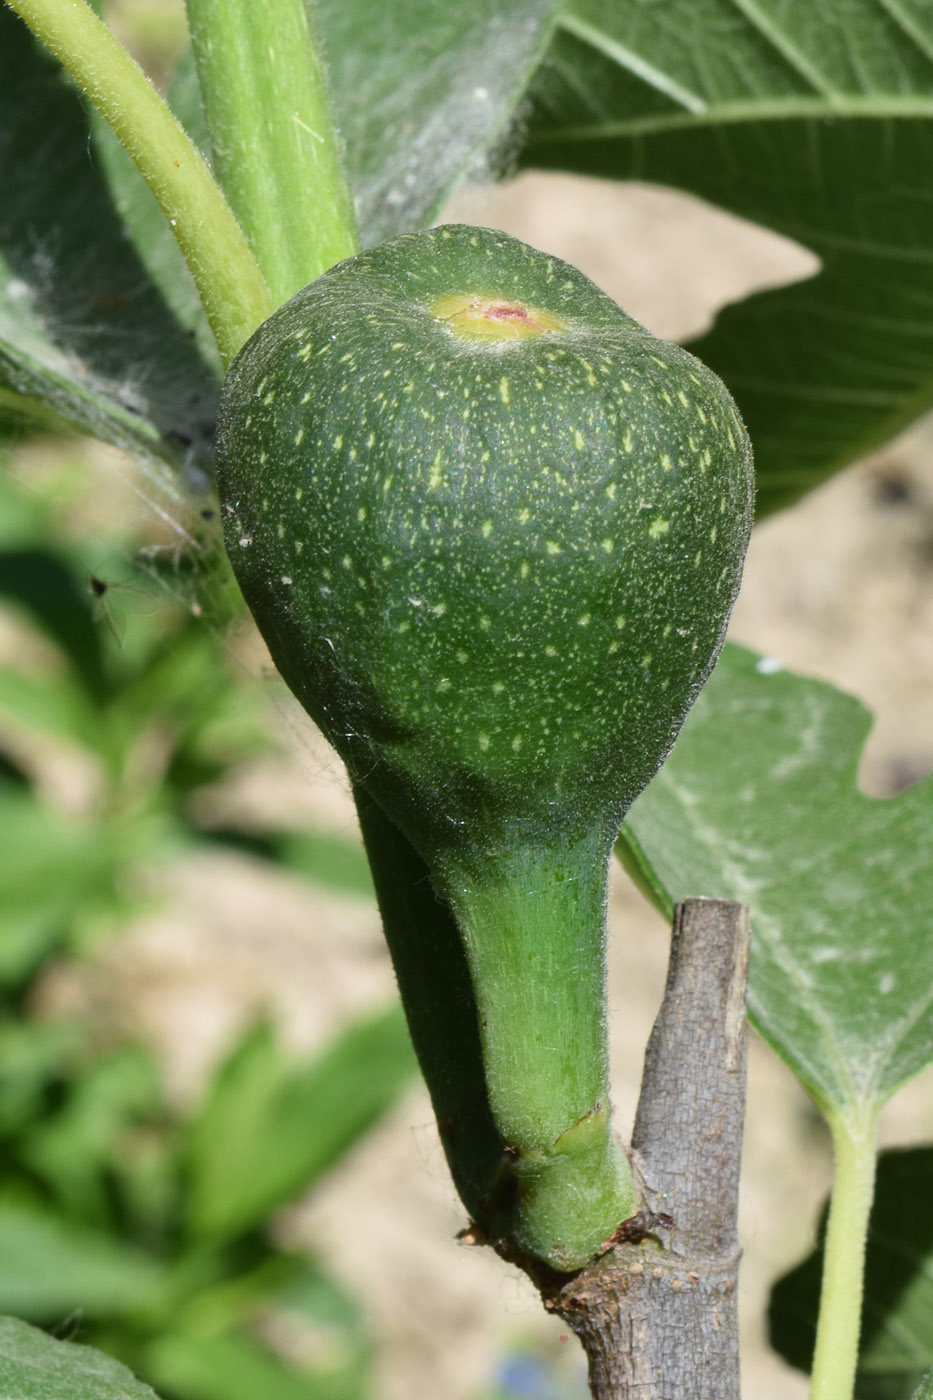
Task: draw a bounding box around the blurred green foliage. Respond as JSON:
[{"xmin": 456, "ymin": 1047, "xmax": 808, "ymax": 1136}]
[{"xmin": 0, "ymin": 435, "xmax": 415, "ymax": 1400}]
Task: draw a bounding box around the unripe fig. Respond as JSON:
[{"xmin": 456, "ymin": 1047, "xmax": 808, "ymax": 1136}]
[{"xmin": 216, "ymin": 224, "xmax": 753, "ymax": 1268}]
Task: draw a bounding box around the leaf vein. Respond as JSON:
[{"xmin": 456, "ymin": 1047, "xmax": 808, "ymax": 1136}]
[
  {"xmin": 874, "ymin": 0, "xmax": 933, "ymax": 68},
  {"xmin": 559, "ymin": 12, "xmax": 708, "ymax": 115},
  {"xmin": 722, "ymin": 0, "xmax": 842, "ymax": 98}
]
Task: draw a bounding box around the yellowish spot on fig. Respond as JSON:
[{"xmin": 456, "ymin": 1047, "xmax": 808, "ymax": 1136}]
[{"xmin": 431, "ymin": 291, "xmax": 568, "ymax": 342}]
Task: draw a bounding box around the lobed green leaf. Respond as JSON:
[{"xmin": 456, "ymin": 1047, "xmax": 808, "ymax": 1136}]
[
  {"xmin": 524, "ymin": 0, "xmax": 933, "ymax": 515},
  {"xmin": 623, "ymin": 644, "xmax": 933, "ymax": 1115}
]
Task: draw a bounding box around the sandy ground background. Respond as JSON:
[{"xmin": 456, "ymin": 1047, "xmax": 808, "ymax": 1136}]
[{"xmin": 17, "ymin": 171, "xmax": 933, "ymax": 1399}]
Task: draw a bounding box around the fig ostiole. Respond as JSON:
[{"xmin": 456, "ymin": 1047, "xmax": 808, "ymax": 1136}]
[{"xmin": 216, "ymin": 224, "xmax": 753, "ymax": 1270}]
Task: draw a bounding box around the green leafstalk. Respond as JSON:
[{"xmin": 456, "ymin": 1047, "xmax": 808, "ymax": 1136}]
[
  {"xmin": 6, "ymin": 0, "xmax": 273, "ymax": 365},
  {"xmin": 809, "ymin": 1102, "xmax": 879, "ymax": 1400},
  {"xmin": 184, "ymin": 0, "xmax": 359, "ymax": 306}
]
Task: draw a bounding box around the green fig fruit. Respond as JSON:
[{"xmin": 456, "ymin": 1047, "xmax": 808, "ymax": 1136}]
[{"xmin": 216, "ymin": 224, "xmax": 753, "ymax": 1268}]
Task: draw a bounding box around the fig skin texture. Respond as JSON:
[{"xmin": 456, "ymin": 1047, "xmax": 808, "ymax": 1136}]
[{"xmin": 215, "ymin": 223, "xmax": 753, "ymax": 875}]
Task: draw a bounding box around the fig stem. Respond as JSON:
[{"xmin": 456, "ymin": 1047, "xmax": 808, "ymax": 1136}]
[
  {"xmin": 434, "ymin": 831, "xmax": 636, "ymax": 1269},
  {"xmin": 357, "ymin": 789, "xmax": 635, "ymax": 1270}
]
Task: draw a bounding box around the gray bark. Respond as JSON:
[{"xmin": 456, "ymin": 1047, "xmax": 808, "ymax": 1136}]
[{"xmin": 538, "ymin": 897, "xmax": 750, "ymax": 1400}]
